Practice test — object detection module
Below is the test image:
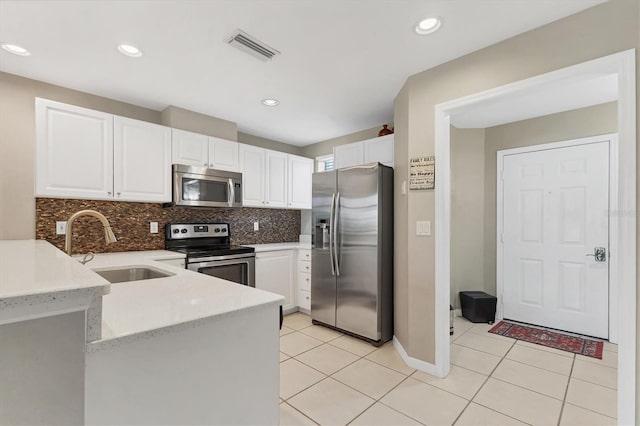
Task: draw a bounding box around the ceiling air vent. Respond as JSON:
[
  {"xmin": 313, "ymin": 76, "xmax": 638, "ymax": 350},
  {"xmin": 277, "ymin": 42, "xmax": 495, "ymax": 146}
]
[{"xmin": 226, "ymin": 30, "xmax": 280, "ymax": 62}]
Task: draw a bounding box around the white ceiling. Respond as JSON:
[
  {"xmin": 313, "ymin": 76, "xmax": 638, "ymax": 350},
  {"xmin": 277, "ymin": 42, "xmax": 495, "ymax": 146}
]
[
  {"xmin": 451, "ymin": 73, "xmax": 618, "ymax": 128},
  {"xmin": 0, "ymin": 0, "xmax": 605, "ymax": 146}
]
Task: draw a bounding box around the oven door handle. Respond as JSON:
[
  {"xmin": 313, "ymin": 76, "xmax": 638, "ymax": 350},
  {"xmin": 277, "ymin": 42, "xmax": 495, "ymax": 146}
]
[{"xmin": 188, "ymin": 253, "xmax": 255, "ymax": 263}]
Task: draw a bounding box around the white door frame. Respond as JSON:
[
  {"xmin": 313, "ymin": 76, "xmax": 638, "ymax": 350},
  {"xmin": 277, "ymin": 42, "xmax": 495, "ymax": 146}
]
[
  {"xmin": 496, "ymin": 134, "xmax": 619, "ymax": 341},
  {"xmin": 434, "ymin": 50, "xmax": 635, "ymax": 424}
]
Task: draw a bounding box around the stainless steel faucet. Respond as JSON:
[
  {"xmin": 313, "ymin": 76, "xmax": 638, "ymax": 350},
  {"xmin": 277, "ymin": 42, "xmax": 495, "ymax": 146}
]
[{"xmin": 65, "ymin": 209, "xmax": 117, "ymax": 256}]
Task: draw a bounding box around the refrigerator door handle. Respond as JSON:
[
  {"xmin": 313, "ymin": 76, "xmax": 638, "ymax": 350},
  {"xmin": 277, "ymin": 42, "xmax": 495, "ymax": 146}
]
[
  {"xmin": 334, "ymin": 192, "xmax": 341, "ymax": 276},
  {"xmin": 329, "ymin": 192, "xmax": 336, "ymax": 276}
]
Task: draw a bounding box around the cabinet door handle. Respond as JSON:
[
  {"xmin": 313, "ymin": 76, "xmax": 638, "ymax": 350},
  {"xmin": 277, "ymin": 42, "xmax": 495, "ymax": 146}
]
[
  {"xmin": 107, "ymin": 191, "xmax": 112, "ymax": 195},
  {"xmin": 209, "ymin": 164, "xmax": 214, "ymax": 168},
  {"xmin": 116, "ymin": 192, "xmax": 121, "ymax": 196},
  {"xmin": 204, "ymin": 162, "xmax": 208, "ymax": 167}
]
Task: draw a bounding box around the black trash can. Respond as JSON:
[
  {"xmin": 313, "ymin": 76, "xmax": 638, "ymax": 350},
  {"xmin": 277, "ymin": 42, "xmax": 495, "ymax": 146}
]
[{"xmin": 459, "ymin": 291, "xmax": 497, "ymax": 324}]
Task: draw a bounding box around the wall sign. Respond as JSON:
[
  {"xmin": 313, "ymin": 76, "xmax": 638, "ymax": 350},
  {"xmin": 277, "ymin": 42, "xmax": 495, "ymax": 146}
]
[{"xmin": 409, "ymin": 156, "xmax": 435, "ymax": 190}]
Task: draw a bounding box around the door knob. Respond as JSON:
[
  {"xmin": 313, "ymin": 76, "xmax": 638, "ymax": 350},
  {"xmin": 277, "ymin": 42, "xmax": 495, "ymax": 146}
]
[{"xmin": 586, "ymin": 247, "xmax": 607, "ymax": 262}]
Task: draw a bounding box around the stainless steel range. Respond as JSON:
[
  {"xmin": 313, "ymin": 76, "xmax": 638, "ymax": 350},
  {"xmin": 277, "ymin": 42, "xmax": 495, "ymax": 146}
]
[{"xmin": 165, "ymin": 222, "xmax": 255, "ymax": 287}]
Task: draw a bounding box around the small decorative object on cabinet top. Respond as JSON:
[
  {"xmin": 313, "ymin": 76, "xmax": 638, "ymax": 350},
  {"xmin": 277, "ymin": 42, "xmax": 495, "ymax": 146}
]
[{"xmin": 378, "ymin": 124, "xmax": 394, "ymax": 137}]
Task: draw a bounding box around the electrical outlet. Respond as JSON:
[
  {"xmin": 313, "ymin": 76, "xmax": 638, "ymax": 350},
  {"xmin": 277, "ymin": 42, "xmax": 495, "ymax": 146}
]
[
  {"xmin": 150, "ymin": 222, "xmax": 158, "ymax": 234},
  {"xmin": 56, "ymin": 221, "xmax": 67, "ymax": 235},
  {"xmin": 253, "ymin": 221, "xmax": 259, "ymax": 231}
]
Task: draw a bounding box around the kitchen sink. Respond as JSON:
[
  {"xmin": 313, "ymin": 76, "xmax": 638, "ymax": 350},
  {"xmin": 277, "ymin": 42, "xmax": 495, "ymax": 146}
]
[{"xmin": 92, "ymin": 266, "xmax": 174, "ymax": 283}]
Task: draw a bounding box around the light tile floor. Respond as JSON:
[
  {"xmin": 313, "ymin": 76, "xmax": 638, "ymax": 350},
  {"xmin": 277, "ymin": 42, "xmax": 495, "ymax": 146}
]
[{"xmin": 279, "ymin": 313, "xmax": 618, "ymax": 426}]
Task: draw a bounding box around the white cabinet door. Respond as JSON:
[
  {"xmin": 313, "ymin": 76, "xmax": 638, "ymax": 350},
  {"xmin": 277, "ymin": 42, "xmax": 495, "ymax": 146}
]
[
  {"xmin": 239, "ymin": 144, "xmax": 265, "ymax": 207},
  {"xmin": 334, "ymin": 141, "xmax": 364, "ymax": 169},
  {"xmin": 171, "ymin": 128, "xmax": 209, "ymax": 167},
  {"xmin": 364, "ymin": 135, "xmax": 394, "ymax": 167},
  {"xmin": 35, "ymin": 98, "xmax": 114, "ymax": 199},
  {"xmin": 287, "ymin": 155, "xmax": 313, "ymax": 209},
  {"xmin": 209, "ymin": 137, "xmax": 239, "ymax": 172},
  {"xmin": 113, "ymin": 116, "xmax": 172, "ymax": 202},
  {"xmin": 255, "ymin": 250, "xmax": 295, "ymax": 312},
  {"xmin": 265, "ymin": 150, "xmax": 288, "ymax": 208}
]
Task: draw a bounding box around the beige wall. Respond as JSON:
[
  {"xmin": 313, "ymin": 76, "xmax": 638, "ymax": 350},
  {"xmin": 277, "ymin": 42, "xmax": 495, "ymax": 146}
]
[
  {"xmin": 450, "ymin": 127, "xmax": 486, "ymax": 309},
  {"xmin": 394, "ymin": 0, "xmax": 638, "ymax": 374},
  {"xmin": 238, "ymin": 132, "xmax": 304, "ymax": 156},
  {"xmin": 393, "ymin": 84, "xmax": 409, "ymax": 349},
  {"xmin": 0, "ymin": 72, "xmax": 160, "ymax": 239},
  {"xmin": 160, "ymin": 105, "xmax": 237, "ymax": 141},
  {"xmin": 483, "ymin": 102, "xmax": 618, "ymax": 295},
  {"xmin": 300, "ymin": 124, "xmax": 386, "ymax": 158}
]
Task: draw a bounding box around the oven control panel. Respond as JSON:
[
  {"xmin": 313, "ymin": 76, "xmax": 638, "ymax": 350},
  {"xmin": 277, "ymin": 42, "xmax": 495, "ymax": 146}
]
[{"xmin": 166, "ymin": 223, "xmax": 229, "ymax": 239}]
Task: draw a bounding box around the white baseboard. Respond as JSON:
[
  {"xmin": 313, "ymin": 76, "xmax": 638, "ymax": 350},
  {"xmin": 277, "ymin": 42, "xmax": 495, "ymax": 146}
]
[{"xmin": 393, "ymin": 336, "xmax": 438, "ymax": 376}]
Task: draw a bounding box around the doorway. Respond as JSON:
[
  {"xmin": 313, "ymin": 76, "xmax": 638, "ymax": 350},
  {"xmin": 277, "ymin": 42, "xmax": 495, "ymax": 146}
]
[
  {"xmin": 497, "ymin": 135, "xmax": 616, "ymax": 339},
  {"xmin": 434, "ymin": 50, "xmax": 636, "ymax": 423}
]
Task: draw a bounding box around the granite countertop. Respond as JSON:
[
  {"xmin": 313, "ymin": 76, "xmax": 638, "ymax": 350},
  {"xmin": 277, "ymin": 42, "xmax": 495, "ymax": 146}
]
[
  {"xmin": 247, "ymin": 242, "xmax": 312, "ymax": 252},
  {"xmin": 0, "ymin": 240, "xmax": 110, "ymax": 299},
  {"xmin": 87, "ymin": 251, "xmax": 283, "ymax": 350}
]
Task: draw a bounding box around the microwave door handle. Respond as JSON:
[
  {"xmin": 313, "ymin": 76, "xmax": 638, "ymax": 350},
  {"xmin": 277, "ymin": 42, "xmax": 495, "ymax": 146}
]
[
  {"xmin": 329, "ymin": 192, "xmax": 336, "ymax": 276},
  {"xmin": 228, "ymin": 178, "xmax": 234, "ymax": 207}
]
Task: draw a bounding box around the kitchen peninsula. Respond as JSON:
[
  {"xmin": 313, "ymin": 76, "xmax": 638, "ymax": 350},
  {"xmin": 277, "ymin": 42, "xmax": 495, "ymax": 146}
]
[{"xmin": 0, "ymin": 240, "xmax": 283, "ymax": 425}]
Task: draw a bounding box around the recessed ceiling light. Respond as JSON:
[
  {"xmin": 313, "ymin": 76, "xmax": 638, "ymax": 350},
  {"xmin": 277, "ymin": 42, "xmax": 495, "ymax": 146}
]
[
  {"xmin": 262, "ymin": 99, "xmax": 279, "ymax": 107},
  {"xmin": 1, "ymin": 43, "xmax": 30, "ymax": 56},
  {"xmin": 117, "ymin": 43, "xmax": 142, "ymax": 58},
  {"xmin": 415, "ymin": 17, "xmax": 443, "ymax": 35}
]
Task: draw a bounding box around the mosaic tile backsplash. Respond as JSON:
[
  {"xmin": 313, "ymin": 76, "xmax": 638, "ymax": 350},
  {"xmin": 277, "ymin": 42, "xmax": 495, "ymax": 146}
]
[{"xmin": 36, "ymin": 198, "xmax": 301, "ymax": 255}]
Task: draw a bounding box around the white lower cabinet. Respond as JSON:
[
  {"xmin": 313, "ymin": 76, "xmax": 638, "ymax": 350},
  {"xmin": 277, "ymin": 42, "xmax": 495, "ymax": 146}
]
[
  {"xmin": 297, "ymin": 249, "xmax": 311, "ymax": 312},
  {"xmin": 255, "ymin": 250, "xmax": 295, "ymax": 312}
]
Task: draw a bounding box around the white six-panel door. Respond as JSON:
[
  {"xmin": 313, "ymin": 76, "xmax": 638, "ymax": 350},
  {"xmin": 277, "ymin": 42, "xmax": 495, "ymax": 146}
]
[{"xmin": 501, "ymin": 140, "xmax": 610, "ymax": 338}]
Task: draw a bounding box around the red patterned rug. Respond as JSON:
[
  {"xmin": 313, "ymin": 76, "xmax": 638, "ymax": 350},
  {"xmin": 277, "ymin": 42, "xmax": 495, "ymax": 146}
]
[{"xmin": 489, "ymin": 321, "xmax": 603, "ymax": 359}]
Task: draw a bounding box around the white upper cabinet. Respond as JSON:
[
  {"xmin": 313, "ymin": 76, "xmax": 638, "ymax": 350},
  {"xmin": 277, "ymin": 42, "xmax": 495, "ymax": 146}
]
[
  {"xmin": 171, "ymin": 129, "xmax": 209, "ymax": 167},
  {"xmin": 239, "ymin": 145, "xmax": 312, "ymax": 209},
  {"xmin": 265, "ymin": 150, "xmax": 288, "ymax": 208},
  {"xmin": 171, "ymin": 130, "xmax": 240, "ymax": 172},
  {"xmin": 334, "ymin": 142, "xmax": 364, "ymax": 169},
  {"xmin": 333, "ymin": 135, "xmax": 394, "ymax": 169},
  {"xmin": 36, "ymin": 99, "xmax": 172, "ymax": 203},
  {"xmin": 364, "ymin": 134, "xmax": 394, "ymax": 167},
  {"xmin": 209, "ymin": 137, "xmax": 239, "ymax": 172},
  {"xmin": 36, "ymin": 98, "xmax": 114, "ymax": 199},
  {"xmin": 113, "ymin": 116, "xmax": 172, "ymax": 202},
  {"xmin": 287, "ymin": 155, "xmax": 313, "ymax": 209},
  {"xmin": 239, "ymin": 144, "xmax": 266, "ymax": 207}
]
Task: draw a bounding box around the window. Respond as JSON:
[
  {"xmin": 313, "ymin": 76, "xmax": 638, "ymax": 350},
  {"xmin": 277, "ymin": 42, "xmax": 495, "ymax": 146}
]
[{"xmin": 316, "ymin": 154, "xmax": 334, "ymax": 172}]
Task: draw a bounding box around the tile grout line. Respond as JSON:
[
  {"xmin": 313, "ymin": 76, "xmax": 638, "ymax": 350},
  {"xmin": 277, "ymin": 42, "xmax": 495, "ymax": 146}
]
[
  {"xmin": 450, "ymin": 337, "xmax": 519, "ymax": 425},
  {"xmin": 280, "ymin": 401, "xmax": 320, "ymax": 425},
  {"xmin": 556, "ymin": 353, "xmax": 576, "ymax": 426},
  {"xmin": 283, "ymin": 322, "xmax": 428, "ymax": 424}
]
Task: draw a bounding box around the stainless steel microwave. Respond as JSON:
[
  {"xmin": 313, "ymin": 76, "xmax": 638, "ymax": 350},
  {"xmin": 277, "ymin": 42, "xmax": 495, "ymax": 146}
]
[{"xmin": 171, "ymin": 164, "xmax": 242, "ymax": 208}]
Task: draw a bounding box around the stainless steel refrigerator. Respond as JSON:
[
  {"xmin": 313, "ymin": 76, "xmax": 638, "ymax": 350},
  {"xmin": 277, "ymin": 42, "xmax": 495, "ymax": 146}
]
[{"xmin": 311, "ymin": 162, "xmax": 393, "ymax": 345}]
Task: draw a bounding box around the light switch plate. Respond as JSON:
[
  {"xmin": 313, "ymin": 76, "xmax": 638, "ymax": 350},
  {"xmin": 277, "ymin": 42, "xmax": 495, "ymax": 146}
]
[
  {"xmin": 150, "ymin": 222, "xmax": 158, "ymax": 234},
  {"xmin": 253, "ymin": 221, "xmax": 259, "ymax": 231},
  {"xmin": 56, "ymin": 221, "xmax": 67, "ymax": 235},
  {"xmin": 416, "ymin": 220, "xmax": 431, "ymax": 236}
]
